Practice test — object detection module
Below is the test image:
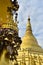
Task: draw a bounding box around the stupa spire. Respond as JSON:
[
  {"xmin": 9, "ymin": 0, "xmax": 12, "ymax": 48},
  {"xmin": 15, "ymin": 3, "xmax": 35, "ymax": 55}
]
[
  {"xmin": 25, "ymin": 17, "xmax": 32, "ymax": 35},
  {"xmin": 21, "ymin": 17, "xmax": 42, "ymax": 52}
]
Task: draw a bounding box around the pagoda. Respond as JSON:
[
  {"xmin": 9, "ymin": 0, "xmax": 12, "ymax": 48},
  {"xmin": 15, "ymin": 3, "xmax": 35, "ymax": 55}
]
[{"xmin": 17, "ymin": 17, "xmax": 43, "ymax": 65}]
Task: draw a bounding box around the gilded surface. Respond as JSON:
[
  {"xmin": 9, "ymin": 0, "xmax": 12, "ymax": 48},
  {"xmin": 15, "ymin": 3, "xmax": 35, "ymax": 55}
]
[
  {"xmin": 0, "ymin": 0, "xmax": 22, "ymax": 65},
  {"xmin": 0, "ymin": 0, "xmax": 11, "ymax": 23}
]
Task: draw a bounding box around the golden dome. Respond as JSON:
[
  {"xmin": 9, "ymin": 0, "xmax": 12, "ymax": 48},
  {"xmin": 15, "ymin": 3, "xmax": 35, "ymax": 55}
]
[{"xmin": 21, "ymin": 17, "xmax": 43, "ymax": 52}]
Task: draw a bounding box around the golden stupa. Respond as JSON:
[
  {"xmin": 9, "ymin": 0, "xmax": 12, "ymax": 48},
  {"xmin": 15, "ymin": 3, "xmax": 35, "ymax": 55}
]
[
  {"xmin": 21, "ymin": 17, "xmax": 43, "ymax": 52},
  {"xmin": 17, "ymin": 17, "xmax": 43, "ymax": 65}
]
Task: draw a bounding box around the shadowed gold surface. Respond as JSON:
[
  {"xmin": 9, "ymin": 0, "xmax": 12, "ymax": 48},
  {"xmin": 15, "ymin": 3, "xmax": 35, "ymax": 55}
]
[{"xmin": 0, "ymin": 0, "xmax": 11, "ymax": 23}]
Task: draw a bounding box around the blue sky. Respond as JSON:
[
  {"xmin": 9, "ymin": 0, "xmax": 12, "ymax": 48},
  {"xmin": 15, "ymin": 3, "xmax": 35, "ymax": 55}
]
[{"xmin": 17, "ymin": 0, "xmax": 43, "ymax": 48}]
